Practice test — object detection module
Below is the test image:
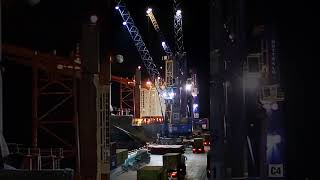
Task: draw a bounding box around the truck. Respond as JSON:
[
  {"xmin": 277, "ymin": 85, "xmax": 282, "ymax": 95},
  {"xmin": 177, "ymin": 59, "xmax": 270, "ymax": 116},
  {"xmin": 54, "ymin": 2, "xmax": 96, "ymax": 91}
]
[
  {"xmin": 192, "ymin": 138, "xmax": 205, "ymax": 153},
  {"xmin": 162, "ymin": 153, "xmax": 186, "ymax": 180}
]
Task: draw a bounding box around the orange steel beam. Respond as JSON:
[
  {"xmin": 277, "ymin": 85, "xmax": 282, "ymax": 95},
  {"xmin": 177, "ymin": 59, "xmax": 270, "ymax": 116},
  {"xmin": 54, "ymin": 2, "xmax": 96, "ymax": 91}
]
[{"xmin": 3, "ymin": 44, "xmax": 134, "ymax": 86}]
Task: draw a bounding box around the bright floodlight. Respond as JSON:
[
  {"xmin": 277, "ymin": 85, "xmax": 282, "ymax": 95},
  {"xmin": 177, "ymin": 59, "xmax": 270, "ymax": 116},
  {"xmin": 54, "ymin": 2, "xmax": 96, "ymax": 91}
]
[
  {"xmin": 161, "ymin": 42, "xmax": 166, "ymax": 46},
  {"xmin": 138, "ymin": 66, "xmax": 141, "ymax": 70},
  {"xmin": 193, "ymin": 104, "xmax": 198, "ymax": 111},
  {"xmin": 162, "ymin": 92, "xmax": 168, "ymax": 98},
  {"xmin": 146, "ymin": 8, "xmax": 152, "ymax": 14},
  {"xmin": 115, "ymin": 6, "xmax": 119, "ymax": 10},
  {"xmin": 176, "ymin": 9, "xmax": 182, "ymax": 16},
  {"xmin": 122, "ymin": 21, "xmax": 127, "ymax": 25},
  {"xmin": 146, "ymin": 81, "xmax": 152, "ymax": 86},
  {"xmin": 160, "ymin": 66, "xmax": 163, "ymax": 69},
  {"xmin": 169, "ymin": 92, "xmax": 175, "ymax": 99},
  {"xmin": 185, "ymin": 84, "xmax": 192, "ymax": 91}
]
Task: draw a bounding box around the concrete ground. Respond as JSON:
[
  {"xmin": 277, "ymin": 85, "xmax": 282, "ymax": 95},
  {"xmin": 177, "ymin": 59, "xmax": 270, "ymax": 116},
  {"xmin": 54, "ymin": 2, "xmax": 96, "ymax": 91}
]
[{"xmin": 111, "ymin": 146, "xmax": 209, "ymax": 180}]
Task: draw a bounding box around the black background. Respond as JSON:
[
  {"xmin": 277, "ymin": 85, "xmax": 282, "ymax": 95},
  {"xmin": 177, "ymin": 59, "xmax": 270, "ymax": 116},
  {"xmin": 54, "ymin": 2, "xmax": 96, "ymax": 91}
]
[{"xmin": 2, "ymin": 0, "xmax": 312, "ymax": 178}]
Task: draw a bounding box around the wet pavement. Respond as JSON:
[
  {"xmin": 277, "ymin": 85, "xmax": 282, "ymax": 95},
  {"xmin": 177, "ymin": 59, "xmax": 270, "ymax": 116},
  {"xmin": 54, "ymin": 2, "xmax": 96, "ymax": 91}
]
[{"xmin": 111, "ymin": 146, "xmax": 209, "ymax": 180}]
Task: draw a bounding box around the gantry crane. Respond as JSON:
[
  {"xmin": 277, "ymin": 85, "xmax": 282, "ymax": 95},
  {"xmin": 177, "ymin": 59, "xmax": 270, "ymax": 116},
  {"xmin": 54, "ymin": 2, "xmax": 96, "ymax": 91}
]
[
  {"xmin": 145, "ymin": 0, "xmax": 198, "ymax": 134},
  {"xmin": 116, "ymin": 0, "xmax": 198, "ymax": 137},
  {"xmin": 172, "ymin": 0, "xmax": 189, "ymax": 124},
  {"xmin": 146, "ymin": 7, "xmax": 175, "ymax": 132}
]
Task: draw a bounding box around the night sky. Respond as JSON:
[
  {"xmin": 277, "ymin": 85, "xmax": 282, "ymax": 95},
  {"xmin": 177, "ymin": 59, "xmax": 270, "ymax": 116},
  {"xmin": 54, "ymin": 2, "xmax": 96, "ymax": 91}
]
[{"xmin": 2, "ymin": 0, "xmax": 313, "ymax": 178}]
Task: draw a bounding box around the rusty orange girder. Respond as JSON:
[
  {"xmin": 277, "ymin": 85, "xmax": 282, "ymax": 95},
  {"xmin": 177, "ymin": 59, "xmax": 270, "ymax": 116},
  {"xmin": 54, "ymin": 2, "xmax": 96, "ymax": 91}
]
[{"xmin": 3, "ymin": 44, "xmax": 135, "ymax": 85}]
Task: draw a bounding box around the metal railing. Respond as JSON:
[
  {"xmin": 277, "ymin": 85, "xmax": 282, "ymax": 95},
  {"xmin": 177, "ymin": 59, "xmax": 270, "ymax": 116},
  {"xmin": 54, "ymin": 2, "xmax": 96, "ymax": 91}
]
[{"xmin": 7, "ymin": 143, "xmax": 65, "ymax": 170}]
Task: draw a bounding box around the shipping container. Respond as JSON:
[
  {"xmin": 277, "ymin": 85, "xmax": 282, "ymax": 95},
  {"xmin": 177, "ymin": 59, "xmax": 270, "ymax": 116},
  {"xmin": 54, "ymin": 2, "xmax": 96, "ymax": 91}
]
[
  {"xmin": 137, "ymin": 166, "xmax": 167, "ymax": 180},
  {"xmin": 116, "ymin": 149, "xmax": 128, "ymax": 166}
]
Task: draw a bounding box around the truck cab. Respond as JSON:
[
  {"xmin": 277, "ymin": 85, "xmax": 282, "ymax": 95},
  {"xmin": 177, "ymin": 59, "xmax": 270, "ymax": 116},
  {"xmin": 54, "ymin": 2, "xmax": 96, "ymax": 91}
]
[
  {"xmin": 163, "ymin": 153, "xmax": 187, "ymax": 180},
  {"xmin": 192, "ymin": 138, "xmax": 205, "ymax": 153}
]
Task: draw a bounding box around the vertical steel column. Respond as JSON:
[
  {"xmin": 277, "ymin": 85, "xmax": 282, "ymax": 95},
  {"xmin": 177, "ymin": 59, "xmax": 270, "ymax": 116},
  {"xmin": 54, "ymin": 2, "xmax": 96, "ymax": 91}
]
[
  {"xmin": 0, "ymin": 0, "xmax": 4, "ymax": 167},
  {"xmin": 210, "ymin": 0, "xmax": 226, "ymax": 179},
  {"xmin": 79, "ymin": 16, "xmax": 100, "ymax": 180},
  {"xmin": 134, "ymin": 68, "xmax": 141, "ymax": 118},
  {"xmin": 229, "ymin": 0, "xmax": 248, "ymax": 177},
  {"xmin": 32, "ymin": 65, "xmax": 38, "ymax": 147},
  {"xmin": 104, "ymin": 57, "xmax": 112, "ymax": 180},
  {"xmin": 73, "ymin": 65, "xmax": 81, "ymax": 178},
  {"xmin": 120, "ymin": 79, "xmax": 134, "ymax": 115},
  {"xmin": 120, "ymin": 82, "xmax": 123, "ymax": 115},
  {"xmin": 0, "ymin": 0, "xmax": 2, "ymax": 134}
]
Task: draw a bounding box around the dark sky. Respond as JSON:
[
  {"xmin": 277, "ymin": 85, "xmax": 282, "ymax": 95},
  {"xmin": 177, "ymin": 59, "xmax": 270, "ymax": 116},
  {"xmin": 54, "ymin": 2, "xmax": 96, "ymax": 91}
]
[
  {"xmin": 2, "ymin": 0, "xmax": 313, "ymax": 178},
  {"xmin": 3, "ymin": 0, "xmax": 211, "ymax": 117}
]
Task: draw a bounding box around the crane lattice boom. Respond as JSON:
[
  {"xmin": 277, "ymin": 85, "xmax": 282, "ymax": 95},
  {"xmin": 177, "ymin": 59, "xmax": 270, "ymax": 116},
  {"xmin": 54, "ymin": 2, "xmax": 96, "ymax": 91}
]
[
  {"xmin": 147, "ymin": 9, "xmax": 173, "ymax": 57},
  {"xmin": 174, "ymin": 0, "xmax": 184, "ymax": 54},
  {"xmin": 115, "ymin": 2, "xmax": 161, "ymax": 84}
]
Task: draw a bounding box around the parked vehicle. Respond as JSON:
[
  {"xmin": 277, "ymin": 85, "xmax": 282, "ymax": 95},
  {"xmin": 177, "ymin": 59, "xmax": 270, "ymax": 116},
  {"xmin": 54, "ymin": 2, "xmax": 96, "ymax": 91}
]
[
  {"xmin": 192, "ymin": 138, "xmax": 205, "ymax": 153},
  {"xmin": 163, "ymin": 153, "xmax": 187, "ymax": 180}
]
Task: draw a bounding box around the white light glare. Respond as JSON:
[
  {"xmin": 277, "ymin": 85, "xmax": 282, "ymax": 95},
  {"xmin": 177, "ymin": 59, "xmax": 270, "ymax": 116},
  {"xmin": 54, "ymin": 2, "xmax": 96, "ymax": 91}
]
[
  {"xmin": 138, "ymin": 66, "xmax": 141, "ymax": 70},
  {"xmin": 162, "ymin": 92, "xmax": 168, "ymax": 98},
  {"xmin": 191, "ymin": 92, "xmax": 197, "ymax": 97},
  {"xmin": 115, "ymin": 6, "xmax": 119, "ymax": 10},
  {"xmin": 146, "ymin": 81, "xmax": 152, "ymax": 86},
  {"xmin": 185, "ymin": 84, "xmax": 192, "ymax": 91},
  {"xmin": 146, "ymin": 8, "xmax": 152, "ymax": 14},
  {"xmin": 176, "ymin": 10, "xmax": 182, "ymax": 16},
  {"xmin": 193, "ymin": 104, "xmax": 198, "ymax": 111},
  {"xmin": 169, "ymin": 92, "xmax": 175, "ymax": 99},
  {"xmin": 162, "ymin": 42, "xmax": 166, "ymax": 46},
  {"xmin": 122, "ymin": 21, "xmax": 127, "ymax": 25}
]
